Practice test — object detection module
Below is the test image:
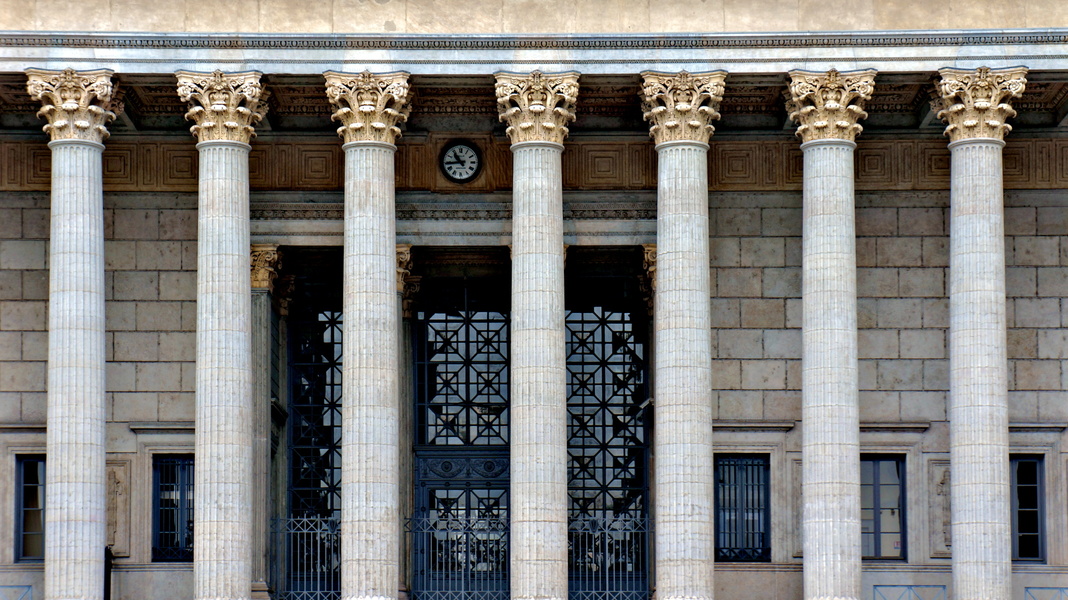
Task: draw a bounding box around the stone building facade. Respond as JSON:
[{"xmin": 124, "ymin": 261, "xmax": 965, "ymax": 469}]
[{"xmin": 1, "ymin": 4, "xmax": 1067, "ymax": 600}]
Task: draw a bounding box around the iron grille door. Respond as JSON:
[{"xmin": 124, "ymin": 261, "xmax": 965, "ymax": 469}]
[
  {"xmin": 566, "ymin": 306, "xmax": 650, "ymax": 600},
  {"xmin": 411, "ymin": 291, "xmax": 510, "ymax": 600}
]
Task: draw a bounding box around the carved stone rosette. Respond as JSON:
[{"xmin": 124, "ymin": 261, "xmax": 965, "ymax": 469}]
[
  {"xmin": 26, "ymin": 68, "xmax": 118, "ymax": 143},
  {"xmin": 935, "ymin": 66, "xmax": 1028, "ymax": 142},
  {"xmin": 787, "ymin": 68, "xmax": 877, "ymax": 143},
  {"xmin": 639, "ymin": 70, "xmax": 726, "ymax": 145},
  {"xmin": 495, "ymin": 70, "xmax": 579, "ymax": 145},
  {"xmin": 175, "ymin": 70, "xmax": 267, "ymax": 143},
  {"xmin": 324, "ymin": 70, "xmax": 412, "ymax": 145},
  {"xmin": 250, "ymin": 244, "xmax": 281, "ymax": 291}
]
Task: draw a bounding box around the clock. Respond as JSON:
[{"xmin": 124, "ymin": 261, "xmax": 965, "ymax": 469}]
[{"xmin": 439, "ymin": 141, "xmax": 482, "ymax": 184}]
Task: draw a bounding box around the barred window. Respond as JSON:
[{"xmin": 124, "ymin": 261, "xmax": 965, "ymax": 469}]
[
  {"xmin": 16, "ymin": 455, "xmax": 45, "ymax": 561},
  {"xmin": 714, "ymin": 454, "xmax": 771, "ymax": 562},
  {"xmin": 153, "ymin": 455, "xmax": 194, "ymax": 562},
  {"xmin": 1011, "ymin": 455, "xmax": 1045, "ymax": 562},
  {"xmin": 861, "ymin": 455, "xmax": 905, "ymax": 560}
]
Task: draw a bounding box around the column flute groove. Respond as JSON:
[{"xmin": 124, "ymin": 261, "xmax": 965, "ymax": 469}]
[
  {"xmin": 640, "ymin": 69, "xmax": 725, "ymax": 600},
  {"xmin": 27, "ymin": 67, "xmax": 117, "ymax": 600},
  {"xmin": 496, "ymin": 70, "xmax": 579, "ymax": 600},
  {"xmin": 934, "ymin": 66, "xmax": 1027, "ymax": 600},
  {"xmin": 325, "ymin": 70, "xmax": 412, "ymax": 600},
  {"xmin": 787, "ymin": 68, "xmax": 876, "ymax": 600},
  {"xmin": 177, "ymin": 69, "xmax": 267, "ymax": 600}
]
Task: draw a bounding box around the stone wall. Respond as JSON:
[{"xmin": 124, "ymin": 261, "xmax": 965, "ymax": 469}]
[{"xmin": 0, "ymin": 0, "xmax": 1065, "ymax": 34}]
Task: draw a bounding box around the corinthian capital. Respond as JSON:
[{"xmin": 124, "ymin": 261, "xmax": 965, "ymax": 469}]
[
  {"xmin": 495, "ymin": 70, "xmax": 579, "ymax": 145},
  {"xmin": 250, "ymin": 244, "xmax": 281, "ymax": 291},
  {"xmin": 26, "ymin": 68, "xmax": 118, "ymax": 143},
  {"xmin": 639, "ymin": 70, "xmax": 726, "ymax": 145},
  {"xmin": 324, "ymin": 70, "xmax": 412, "ymax": 145},
  {"xmin": 175, "ymin": 70, "xmax": 267, "ymax": 143},
  {"xmin": 934, "ymin": 66, "xmax": 1028, "ymax": 142},
  {"xmin": 786, "ymin": 68, "xmax": 877, "ymax": 143}
]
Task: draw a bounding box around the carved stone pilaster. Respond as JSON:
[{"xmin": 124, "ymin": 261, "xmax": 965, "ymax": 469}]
[
  {"xmin": 26, "ymin": 68, "xmax": 118, "ymax": 143},
  {"xmin": 639, "ymin": 71, "xmax": 726, "ymax": 145},
  {"xmin": 175, "ymin": 70, "xmax": 267, "ymax": 143},
  {"xmin": 640, "ymin": 243, "xmax": 656, "ymax": 315},
  {"xmin": 495, "ymin": 70, "xmax": 579, "ymax": 145},
  {"xmin": 935, "ymin": 66, "xmax": 1028, "ymax": 142},
  {"xmin": 250, "ymin": 244, "xmax": 281, "ymax": 292},
  {"xmin": 786, "ymin": 68, "xmax": 877, "ymax": 143},
  {"xmin": 324, "ymin": 70, "xmax": 412, "ymax": 145}
]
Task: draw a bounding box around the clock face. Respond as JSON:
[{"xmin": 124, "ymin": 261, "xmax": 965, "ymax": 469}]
[{"xmin": 440, "ymin": 142, "xmax": 482, "ymax": 183}]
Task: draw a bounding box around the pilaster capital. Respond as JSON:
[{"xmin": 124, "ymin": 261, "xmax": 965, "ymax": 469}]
[
  {"xmin": 324, "ymin": 70, "xmax": 412, "ymax": 145},
  {"xmin": 396, "ymin": 244, "xmax": 413, "ymax": 294},
  {"xmin": 640, "ymin": 243, "xmax": 656, "ymax": 315},
  {"xmin": 934, "ymin": 66, "xmax": 1028, "ymax": 142},
  {"xmin": 250, "ymin": 244, "xmax": 281, "ymax": 292},
  {"xmin": 175, "ymin": 70, "xmax": 267, "ymax": 143},
  {"xmin": 495, "ymin": 70, "xmax": 579, "ymax": 145},
  {"xmin": 786, "ymin": 68, "xmax": 877, "ymax": 143},
  {"xmin": 25, "ymin": 68, "xmax": 118, "ymax": 143},
  {"xmin": 639, "ymin": 70, "xmax": 726, "ymax": 145}
]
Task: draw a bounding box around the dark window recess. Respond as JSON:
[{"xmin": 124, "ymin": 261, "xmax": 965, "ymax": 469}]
[
  {"xmin": 153, "ymin": 455, "xmax": 194, "ymax": 562},
  {"xmin": 1012, "ymin": 455, "xmax": 1045, "ymax": 562},
  {"xmin": 715, "ymin": 454, "xmax": 771, "ymax": 562},
  {"xmin": 861, "ymin": 456, "xmax": 906, "ymax": 560},
  {"xmin": 16, "ymin": 455, "xmax": 45, "ymax": 561}
]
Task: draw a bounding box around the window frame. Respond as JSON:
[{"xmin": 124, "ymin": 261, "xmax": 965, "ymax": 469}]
[
  {"xmin": 1010, "ymin": 454, "xmax": 1046, "ymax": 563},
  {"xmin": 714, "ymin": 453, "xmax": 771, "ymax": 562},
  {"xmin": 152, "ymin": 454, "xmax": 195, "ymax": 563},
  {"xmin": 15, "ymin": 454, "xmax": 46, "ymax": 562},
  {"xmin": 860, "ymin": 454, "xmax": 907, "ymax": 561}
]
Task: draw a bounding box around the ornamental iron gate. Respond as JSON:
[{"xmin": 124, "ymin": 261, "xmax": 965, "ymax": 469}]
[
  {"xmin": 278, "ymin": 300, "xmax": 343, "ymax": 600},
  {"xmin": 411, "ymin": 280, "xmax": 511, "ymax": 600},
  {"xmin": 565, "ymin": 304, "xmax": 650, "ymax": 600}
]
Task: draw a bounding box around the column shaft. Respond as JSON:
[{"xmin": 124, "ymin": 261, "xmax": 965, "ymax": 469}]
[
  {"xmin": 800, "ymin": 139, "xmax": 861, "ymax": 600},
  {"xmin": 948, "ymin": 138, "xmax": 1011, "ymax": 600},
  {"xmin": 510, "ymin": 141, "xmax": 568, "ymax": 600},
  {"xmin": 653, "ymin": 140, "xmax": 715, "ymax": 600},
  {"xmin": 341, "ymin": 141, "xmax": 399, "ymax": 600},
  {"xmin": 195, "ymin": 140, "xmax": 254, "ymax": 600},
  {"xmin": 45, "ymin": 139, "xmax": 107, "ymax": 600}
]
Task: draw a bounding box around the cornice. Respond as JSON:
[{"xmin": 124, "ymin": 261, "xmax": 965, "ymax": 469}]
[{"xmin": 1, "ymin": 30, "xmax": 1068, "ymax": 50}]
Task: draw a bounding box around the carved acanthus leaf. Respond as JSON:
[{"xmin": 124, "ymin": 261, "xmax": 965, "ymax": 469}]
[
  {"xmin": 639, "ymin": 70, "xmax": 726, "ymax": 145},
  {"xmin": 175, "ymin": 70, "xmax": 267, "ymax": 143},
  {"xmin": 250, "ymin": 244, "xmax": 281, "ymax": 291},
  {"xmin": 26, "ymin": 68, "xmax": 118, "ymax": 143},
  {"xmin": 324, "ymin": 70, "xmax": 412, "ymax": 145},
  {"xmin": 495, "ymin": 70, "xmax": 579, "ymax": 145},
  {"xmin": 786, "ymin": 68, "xmax": 877, "ymax": 143},
  {"xmin": 935, "ymin": 66, "xmax": 1028, "ymax": 142}
]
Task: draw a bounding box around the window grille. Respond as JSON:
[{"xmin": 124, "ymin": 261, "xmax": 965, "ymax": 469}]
[
  {"xmin": 861, "ymin": 455, "xmax": 906, "ymax": 559},
  {"xmin": 1012, "ymin": 455, "xmax": 1045, "ymax": 561},
  {"xmin": 152, "ymin": 455, "xmax": 194, "ymax": 562},
  {"xmin": 714, "ymin": 455, "xmax": 771, "ymax": 562},
  {"xmin": 16, "ymin": 455, "xmax": 45, "ymax": 561}
]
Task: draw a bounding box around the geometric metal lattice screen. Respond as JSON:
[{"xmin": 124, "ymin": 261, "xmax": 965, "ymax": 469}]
[
  {"xmin": 566, "ymin": 306, "xmax": 650, "ymax": 600},
  {"xmin": 873, "ymin": 586, "xmax": 947, "ymax": 600},
  {"xmin": 1025, "ymin": 589, "xmax": 1068, "ymax": 600}
]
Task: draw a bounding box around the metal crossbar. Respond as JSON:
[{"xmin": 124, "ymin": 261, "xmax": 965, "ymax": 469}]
[
  {"xmin": 1025, "ymin": 589, "xmax": 1068, "ymax": 600},
  {"xmin": 272, "ymin": 517, "xmax": 341, "ymax": 600},
  {"xmin": 873, "ymin": 585, "xmax": 946, "ymax": 600}
]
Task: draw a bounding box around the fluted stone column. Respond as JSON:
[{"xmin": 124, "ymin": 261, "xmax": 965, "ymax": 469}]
[
  {"xmin": 26, "ymin": 67, "xmax": 117, "ymax": 600},
  {"xmin": 934, "ymin": 66, "xmax": 1028, "ymax": 600},
  {"xmin": 496, "ymin": 70, "xmax": 579, "ymax": 600},
  {"xmin": 250, "ymin": 245, "xmax": 281, "ymax": 599},
  {"xmin": 639, "ymin": 70, "xmax": 725, "ymax": 600},
  {"xmin": 787, "ymin": 68, "xmax": 876, "ymax": 600},
  {"xmin": 177, "ymin": 70, "xmax": 267, "ymax": 600},
  {"xmin": 324, "ymin": 70, "xmax": 412, "ymax": 600}
]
